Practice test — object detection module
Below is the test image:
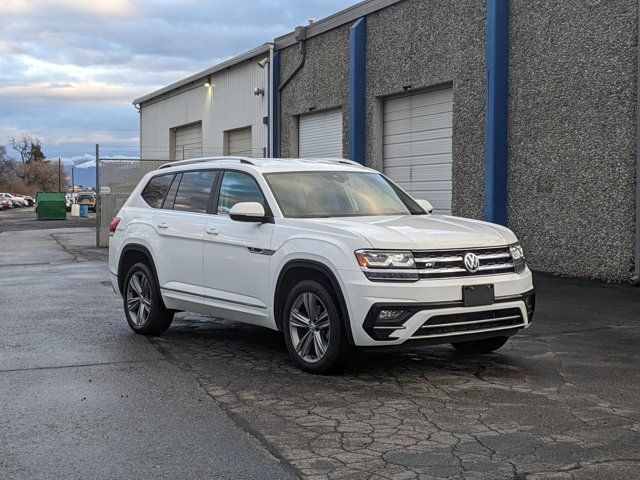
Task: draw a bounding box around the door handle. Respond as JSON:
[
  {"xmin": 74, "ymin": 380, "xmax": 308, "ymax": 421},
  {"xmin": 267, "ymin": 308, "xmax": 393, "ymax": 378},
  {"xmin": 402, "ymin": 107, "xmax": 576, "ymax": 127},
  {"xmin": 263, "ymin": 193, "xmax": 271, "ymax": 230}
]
[
  {"xmin": 205, "ymin": 228, "xmax": 220, "ymax": 236},
  {"xmin": 157, "ymin": 223, "xmax": 169, "ymax": 229}
]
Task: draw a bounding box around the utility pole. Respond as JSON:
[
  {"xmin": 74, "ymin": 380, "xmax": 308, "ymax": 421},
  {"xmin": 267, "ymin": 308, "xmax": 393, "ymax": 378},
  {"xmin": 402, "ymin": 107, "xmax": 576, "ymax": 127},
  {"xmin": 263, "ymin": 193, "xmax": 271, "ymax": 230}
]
[
  {"xmin": 58, "ymin": 158, "xmax": 61, "ymax": 192},
  {"xmin": 71, "ymin": 166, "xmax": 75, "ymax": 195}
]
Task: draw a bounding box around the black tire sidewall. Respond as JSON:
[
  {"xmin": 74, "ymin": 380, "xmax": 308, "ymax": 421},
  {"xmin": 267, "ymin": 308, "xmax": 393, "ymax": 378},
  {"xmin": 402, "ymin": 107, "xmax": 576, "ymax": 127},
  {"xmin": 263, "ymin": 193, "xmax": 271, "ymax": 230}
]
[
  {"xmin": 282, "ymin": 280, "xmax": 349, "ymax": 374},
  {"xmin": 123, "ymin": 262, "xmax": 171, "ymax": 335}
]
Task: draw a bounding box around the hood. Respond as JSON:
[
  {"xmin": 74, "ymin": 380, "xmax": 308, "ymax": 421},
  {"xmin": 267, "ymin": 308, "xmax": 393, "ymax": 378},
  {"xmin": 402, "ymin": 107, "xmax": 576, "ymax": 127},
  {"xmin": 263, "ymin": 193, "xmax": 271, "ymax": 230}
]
[{"xmin": 307, "ymin": 214, "xmax": 517, "ymax": 250}]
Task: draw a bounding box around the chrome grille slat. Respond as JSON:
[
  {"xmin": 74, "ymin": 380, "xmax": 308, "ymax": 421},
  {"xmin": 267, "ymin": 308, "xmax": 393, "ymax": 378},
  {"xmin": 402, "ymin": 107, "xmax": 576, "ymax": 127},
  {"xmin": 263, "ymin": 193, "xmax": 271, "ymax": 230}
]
[
  {"xmin": 421, "ymin": 314, "xmax": 521, "ymax": 329},
  {"xmin": 412, "ymin": 307, "xmax": 524, "ymax": 338},
  {"xmin": 412, "ymin": 246, "xmax": 514, "ymax": 278}
]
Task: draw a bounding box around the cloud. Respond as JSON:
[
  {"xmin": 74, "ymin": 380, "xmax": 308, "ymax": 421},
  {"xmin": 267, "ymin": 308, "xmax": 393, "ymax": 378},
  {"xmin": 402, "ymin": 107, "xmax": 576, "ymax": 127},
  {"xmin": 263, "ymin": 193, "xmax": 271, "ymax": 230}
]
[{"xmin": 0, "ymin": 0, "xmax": 360, "ymax": 160}]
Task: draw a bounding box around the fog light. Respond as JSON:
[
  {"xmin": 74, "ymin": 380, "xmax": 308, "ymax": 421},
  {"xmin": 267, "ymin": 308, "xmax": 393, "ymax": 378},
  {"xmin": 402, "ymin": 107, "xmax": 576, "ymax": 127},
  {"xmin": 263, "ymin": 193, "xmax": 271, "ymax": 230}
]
[{"xmin": 378, "ymin": 309, "xmax": 405, "ymax": 321}]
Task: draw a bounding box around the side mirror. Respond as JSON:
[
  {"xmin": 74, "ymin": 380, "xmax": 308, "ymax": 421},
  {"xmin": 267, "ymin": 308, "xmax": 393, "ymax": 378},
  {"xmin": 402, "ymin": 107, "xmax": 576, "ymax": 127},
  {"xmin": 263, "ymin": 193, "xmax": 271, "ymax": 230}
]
[
  {"xmin": 416, "ymin": 199, "xmax": 434, "ymax": 214},
  {"xmin": 229, "ymin": 202, "xmax": 270, "ymax": 223}
]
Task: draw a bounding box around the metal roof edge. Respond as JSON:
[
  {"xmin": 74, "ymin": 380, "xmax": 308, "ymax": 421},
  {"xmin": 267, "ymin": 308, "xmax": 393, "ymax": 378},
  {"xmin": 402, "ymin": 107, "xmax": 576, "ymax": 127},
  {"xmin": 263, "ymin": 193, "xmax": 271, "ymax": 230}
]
[
  {"xmin": 133, "ymin": 43, "xmax": 273, "ymax": 105},
  {"xmin": 274, "ymin": 0, "xmax": 403, "ymax": 50}
]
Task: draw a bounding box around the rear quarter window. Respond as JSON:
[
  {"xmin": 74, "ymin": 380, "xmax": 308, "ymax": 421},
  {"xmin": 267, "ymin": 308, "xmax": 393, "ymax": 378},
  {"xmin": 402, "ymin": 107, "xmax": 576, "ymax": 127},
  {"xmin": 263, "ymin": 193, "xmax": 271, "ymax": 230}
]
[{"xmin": 141, "ymin": 174, "xmax": 174, "ymax": 209}]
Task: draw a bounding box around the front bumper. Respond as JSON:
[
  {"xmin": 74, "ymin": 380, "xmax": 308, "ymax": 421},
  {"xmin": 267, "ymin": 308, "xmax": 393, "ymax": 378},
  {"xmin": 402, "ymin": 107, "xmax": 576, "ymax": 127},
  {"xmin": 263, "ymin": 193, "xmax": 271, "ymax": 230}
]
[{"xmin": 338, "ymin": 267, "xmax": 534, "ymax": 347}]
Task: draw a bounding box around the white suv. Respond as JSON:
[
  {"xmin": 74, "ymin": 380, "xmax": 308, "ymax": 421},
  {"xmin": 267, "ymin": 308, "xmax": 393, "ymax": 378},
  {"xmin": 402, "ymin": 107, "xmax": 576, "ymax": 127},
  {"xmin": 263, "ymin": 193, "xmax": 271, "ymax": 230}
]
[{"xmin": 109, "ymin": 157, "xmax": 534, "ymax": 374}]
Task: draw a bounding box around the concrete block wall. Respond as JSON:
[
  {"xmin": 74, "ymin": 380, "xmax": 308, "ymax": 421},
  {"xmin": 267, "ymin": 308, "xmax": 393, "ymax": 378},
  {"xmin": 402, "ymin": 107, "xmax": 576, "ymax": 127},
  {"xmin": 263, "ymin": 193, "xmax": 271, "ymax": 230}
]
[
  {"xmin": 508, "ymin": 0, "xmax": 637, "ymax": 282},
  {"xmin": 277, "ymin": 0, "xmax": 638, "ymax": 282}
]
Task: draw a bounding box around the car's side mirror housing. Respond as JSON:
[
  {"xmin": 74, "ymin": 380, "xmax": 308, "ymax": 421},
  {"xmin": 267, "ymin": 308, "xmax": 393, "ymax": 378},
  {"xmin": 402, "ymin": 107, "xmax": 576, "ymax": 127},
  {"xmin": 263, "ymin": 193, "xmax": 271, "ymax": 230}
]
[
  {"xmin": 229, "ymin": 202, "xmax": 271, "ymax": 223},
  {"xmin": 416, "ymin": 199, "xmax": 434, "ymax": 214}
]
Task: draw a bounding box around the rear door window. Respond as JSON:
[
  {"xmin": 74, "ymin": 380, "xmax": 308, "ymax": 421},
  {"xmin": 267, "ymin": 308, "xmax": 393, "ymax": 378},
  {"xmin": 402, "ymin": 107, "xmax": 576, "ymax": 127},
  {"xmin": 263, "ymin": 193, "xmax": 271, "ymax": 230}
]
[
  {"xmin": 141, "ymin": 174, "xmax": 174, "ymax": 209},
  {"xmin": 172, "ymin": 171, "xmax": 218, "ymax": 213}
]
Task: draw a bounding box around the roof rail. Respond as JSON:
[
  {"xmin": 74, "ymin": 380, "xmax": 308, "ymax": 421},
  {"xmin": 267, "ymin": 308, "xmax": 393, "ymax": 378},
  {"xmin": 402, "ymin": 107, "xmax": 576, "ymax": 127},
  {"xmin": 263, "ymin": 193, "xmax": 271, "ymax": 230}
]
[
  {"xmin": 299, "ymin": 158, "xmax": 367, "ymax": 168},
  {"xmin": 159, "ymin": 156, "xmax": 259, "ymax": 169}
]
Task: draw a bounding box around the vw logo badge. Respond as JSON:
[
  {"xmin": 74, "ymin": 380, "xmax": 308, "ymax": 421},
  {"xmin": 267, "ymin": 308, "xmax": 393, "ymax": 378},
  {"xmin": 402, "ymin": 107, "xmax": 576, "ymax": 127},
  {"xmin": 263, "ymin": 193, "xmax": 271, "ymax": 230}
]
[{"xmin": 463, "ymin": 252, "xmax": 480, "ymax": 273}]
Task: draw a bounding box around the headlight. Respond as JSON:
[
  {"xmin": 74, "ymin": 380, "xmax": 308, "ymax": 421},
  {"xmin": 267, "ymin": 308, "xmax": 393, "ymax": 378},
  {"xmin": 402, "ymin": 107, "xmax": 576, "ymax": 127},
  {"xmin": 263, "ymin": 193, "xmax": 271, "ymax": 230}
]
[
  {"xmin": 355, "ymin": 250, "xmax": 419, "ymax": 281},
  {"xmin": 509, "ymin": 243, "xmax": 526, "ymax": 272}
]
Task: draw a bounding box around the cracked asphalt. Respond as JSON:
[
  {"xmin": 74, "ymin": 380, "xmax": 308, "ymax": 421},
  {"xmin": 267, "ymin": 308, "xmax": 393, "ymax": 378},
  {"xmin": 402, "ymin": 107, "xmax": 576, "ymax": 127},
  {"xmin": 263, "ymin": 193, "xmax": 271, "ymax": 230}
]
[{"xmin": 1, "ymin": 214, "xmax": 639, "ymax": 479}]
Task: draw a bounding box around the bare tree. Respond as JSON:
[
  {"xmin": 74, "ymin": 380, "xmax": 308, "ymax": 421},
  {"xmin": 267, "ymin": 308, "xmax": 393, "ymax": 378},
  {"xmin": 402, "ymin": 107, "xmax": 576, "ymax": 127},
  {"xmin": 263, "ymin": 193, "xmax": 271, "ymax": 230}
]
[
  {"xmin": 1, "ymin": 139, "xmax": 65, "ymax": 194},
  {"xmin": 0, "ymin": 146, "xmax": 16, "ymax": 187},
  {"xmin": 9, "ymin": 133, "xmax": 44, "ymax": 163}
]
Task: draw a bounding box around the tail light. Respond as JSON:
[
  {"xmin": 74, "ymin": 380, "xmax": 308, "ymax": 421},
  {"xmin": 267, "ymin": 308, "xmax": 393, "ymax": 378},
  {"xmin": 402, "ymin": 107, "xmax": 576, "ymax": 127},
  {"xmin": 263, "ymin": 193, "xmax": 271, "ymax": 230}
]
[{"xmin": 109, "ymin": 216, "xmax": 121, "ymax": 236}]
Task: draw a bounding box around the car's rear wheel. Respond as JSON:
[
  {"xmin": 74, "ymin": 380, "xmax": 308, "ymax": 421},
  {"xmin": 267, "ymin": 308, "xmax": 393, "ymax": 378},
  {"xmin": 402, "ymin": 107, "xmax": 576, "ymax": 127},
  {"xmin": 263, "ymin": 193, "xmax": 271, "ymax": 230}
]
[
  {"xmin": 283, "ymin": 280, "xmax": 352, "ymax": 374},
  {"xmin": 451, "ymin": 336, "xmax": 509, "ymax": 354},
  {"xmin": 123, "ymin": 262, "xmax": 173, "ymax": 335}
]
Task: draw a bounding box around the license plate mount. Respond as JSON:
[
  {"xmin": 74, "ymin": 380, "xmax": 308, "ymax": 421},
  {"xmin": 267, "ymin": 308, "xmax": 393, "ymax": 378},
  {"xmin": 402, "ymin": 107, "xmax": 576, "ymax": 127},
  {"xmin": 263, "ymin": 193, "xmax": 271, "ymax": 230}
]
[{"xmin": 462, "ymin": 284, "xmax": 495, "ymax": 307}]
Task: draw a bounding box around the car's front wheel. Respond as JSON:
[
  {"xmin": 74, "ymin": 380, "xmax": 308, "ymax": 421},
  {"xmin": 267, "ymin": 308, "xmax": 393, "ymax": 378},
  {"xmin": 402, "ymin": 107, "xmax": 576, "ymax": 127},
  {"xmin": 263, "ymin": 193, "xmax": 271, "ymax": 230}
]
[
  {"xmin": 282, "ymin": 280, "xmax": 352, "ymax": 374},
  {"xmin": 451, "ymin": 335, "xmax": 509, "ymax": 354},
  {"xmin": 123, "ymin": 262, "xmax": 173, "ymax": 335}
]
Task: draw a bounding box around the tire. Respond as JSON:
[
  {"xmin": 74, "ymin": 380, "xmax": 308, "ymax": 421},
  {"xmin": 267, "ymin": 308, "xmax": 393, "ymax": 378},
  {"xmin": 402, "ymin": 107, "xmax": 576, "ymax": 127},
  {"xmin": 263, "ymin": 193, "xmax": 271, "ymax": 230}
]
[
  {"xmin": 451, "ymin": 336, "xmax": 509, "ymax": 354},
  {"xmin": 122, "ymin": 262, "xmax": 173, "ymax": 335},
  {"xmin": 282, "ymin": 280, "xmax": 352, "ymax": 374}
]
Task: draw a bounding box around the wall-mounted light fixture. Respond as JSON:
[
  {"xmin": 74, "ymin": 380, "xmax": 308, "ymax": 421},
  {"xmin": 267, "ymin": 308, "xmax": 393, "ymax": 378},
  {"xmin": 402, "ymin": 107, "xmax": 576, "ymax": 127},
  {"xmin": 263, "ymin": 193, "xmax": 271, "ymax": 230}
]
[
  {"xmin": 204, "ymin": 77, "xmax": 211, "ymax": 87},
  {"xmin": 253, "ymin": 87, "xmax": 265, "ymax": 96}
]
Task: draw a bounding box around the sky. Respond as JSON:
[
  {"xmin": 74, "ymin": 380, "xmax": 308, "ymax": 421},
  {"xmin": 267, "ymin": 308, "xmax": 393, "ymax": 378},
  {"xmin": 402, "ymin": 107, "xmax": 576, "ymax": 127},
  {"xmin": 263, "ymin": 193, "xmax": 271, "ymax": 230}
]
[{"xmin": 0, "ymin": 0, "xmax": 359, "ymax": 168}]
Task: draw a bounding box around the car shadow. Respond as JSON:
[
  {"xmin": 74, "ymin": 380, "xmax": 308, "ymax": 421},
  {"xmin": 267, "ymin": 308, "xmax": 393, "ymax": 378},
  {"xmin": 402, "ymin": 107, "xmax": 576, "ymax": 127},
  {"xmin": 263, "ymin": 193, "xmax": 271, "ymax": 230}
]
[{"xmin": 155, "ymin": 312, "xmax": 535, "ymax": 382}]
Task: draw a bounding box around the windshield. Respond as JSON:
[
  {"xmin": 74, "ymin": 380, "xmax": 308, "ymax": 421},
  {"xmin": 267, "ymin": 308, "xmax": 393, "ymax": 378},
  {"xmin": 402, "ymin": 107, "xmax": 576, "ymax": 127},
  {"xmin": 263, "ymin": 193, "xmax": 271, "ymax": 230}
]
[{"xmin": 264, "ymin": 171, "xmax": 425, "ymax": 218}]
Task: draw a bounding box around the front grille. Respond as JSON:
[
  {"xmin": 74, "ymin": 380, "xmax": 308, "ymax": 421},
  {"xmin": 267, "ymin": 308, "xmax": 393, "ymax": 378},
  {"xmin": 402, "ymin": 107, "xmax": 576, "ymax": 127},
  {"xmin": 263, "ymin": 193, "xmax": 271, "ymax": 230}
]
[
  {"xmin": 412, "ymin": 307, "xmax": 524, "ymax": 337},
  {"xmin": 412, "ymin": 246, "xmax": 514, "ymax": 279}
]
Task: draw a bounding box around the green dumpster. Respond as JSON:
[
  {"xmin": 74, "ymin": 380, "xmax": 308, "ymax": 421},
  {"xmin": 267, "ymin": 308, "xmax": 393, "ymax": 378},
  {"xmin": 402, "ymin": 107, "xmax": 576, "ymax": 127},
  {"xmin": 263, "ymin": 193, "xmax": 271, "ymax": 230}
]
[{"xmin": 35, "ymin": 192, "xmax": 67, "ymax": 220}]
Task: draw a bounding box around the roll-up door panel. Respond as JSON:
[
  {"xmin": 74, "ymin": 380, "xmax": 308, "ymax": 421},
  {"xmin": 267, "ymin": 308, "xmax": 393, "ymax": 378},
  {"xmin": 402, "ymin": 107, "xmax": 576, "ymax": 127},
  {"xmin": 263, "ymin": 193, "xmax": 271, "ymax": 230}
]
[
  {"xmin": 227, "ymin": 127, "xmax": 253, "ymax": 157},
  {"xmin": 173, "ymin": 123, "xmax": 202, "ymax": 160},
  {"xmin": 383, "ymin": 88, "xmax": 453, "ymax": 215},
  {"xmin": 299, "ymin": 109, "xmax": 343, "ymax": 158}
]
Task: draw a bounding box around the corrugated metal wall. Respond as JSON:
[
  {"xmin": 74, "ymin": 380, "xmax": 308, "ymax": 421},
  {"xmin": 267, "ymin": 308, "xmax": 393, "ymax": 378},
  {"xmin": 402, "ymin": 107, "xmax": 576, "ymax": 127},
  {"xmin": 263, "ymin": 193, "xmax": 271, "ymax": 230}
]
[{"xmin": 140, "ymin": 58, "xmax": 267, "ymax": 160}]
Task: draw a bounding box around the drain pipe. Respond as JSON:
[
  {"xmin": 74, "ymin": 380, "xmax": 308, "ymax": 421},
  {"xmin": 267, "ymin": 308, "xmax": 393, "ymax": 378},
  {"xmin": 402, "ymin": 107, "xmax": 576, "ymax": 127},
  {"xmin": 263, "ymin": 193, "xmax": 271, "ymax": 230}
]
[
  {"xmin": 634, "ymin": 0, "xmax": 640, "ymax": 285},
  {"xmin": 279, "ymin": 26, "xmax": 307, "ymax": 93}
]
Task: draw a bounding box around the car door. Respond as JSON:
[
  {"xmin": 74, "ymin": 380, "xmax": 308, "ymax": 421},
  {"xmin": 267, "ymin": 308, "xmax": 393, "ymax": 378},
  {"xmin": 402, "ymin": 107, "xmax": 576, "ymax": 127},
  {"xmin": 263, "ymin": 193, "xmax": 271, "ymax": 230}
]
[
  {"xmin": 203, "ymin": 170, "xmax": 275, "ymax": 326},
  {"xmin": 148, "ymin": 170, "xmax": 218, "ymax": 313}
]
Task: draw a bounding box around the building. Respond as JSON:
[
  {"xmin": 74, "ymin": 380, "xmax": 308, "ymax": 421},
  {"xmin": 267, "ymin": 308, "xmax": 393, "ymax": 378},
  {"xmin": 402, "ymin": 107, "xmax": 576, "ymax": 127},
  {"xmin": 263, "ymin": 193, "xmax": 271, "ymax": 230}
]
[
  {"xmin": 272, "ymin": 0, "xmax": 639, "ymax": 284},
  {"xmin": 133, "ymin": 44, "xmax": 274, "ymax": 160},
  {"xmin": 129, "ymin": 0, "xmax": 638, "ymax": 284}
]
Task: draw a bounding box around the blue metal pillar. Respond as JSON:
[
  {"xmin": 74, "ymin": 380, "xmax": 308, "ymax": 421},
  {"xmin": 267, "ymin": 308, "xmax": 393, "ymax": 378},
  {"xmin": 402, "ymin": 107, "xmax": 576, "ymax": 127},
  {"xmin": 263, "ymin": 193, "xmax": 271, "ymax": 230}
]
[
  {"xmin": 484, "ymin": 0, "xmax": 510, "ymax": 225},
  {"xmin": 272, "ymin": 51, "xmax": 281, "ymax": 158},
  {"xmin": 349, "ymin": 17, "xmax": 367, "ymax": 165}
]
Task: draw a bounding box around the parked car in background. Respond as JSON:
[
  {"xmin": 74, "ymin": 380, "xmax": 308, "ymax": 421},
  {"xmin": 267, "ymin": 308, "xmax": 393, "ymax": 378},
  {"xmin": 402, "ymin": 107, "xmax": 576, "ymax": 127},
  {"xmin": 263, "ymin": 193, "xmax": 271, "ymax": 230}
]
[
  {"xmin": 76, "ymin": 193, "xmax": 96, "ymax": 212},
  {"xmin": 23, "ymin": 196, "xmax": 35, "ymax": 207},
  {"xmin": 1, "ymin": 193, "xmax": 24, "ymax": 207},
  {"xmin": 12, "ymin": 194, "xmax": 27, "ymax": 206},
  {"xmin": 0, "ymin": 198, "xmax": 10, "ymax": 210},
  {"xmin": 109, "ymin": 157, "xmax": 535, "ymax": 374}
]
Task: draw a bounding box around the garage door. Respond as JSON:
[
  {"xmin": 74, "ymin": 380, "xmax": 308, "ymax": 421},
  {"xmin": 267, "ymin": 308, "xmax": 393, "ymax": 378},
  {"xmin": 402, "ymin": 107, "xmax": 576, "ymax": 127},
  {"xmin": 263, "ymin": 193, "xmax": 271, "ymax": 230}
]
[
  {"xmin": 173, "ymin": 122, "xmax": 202, "ymax": 160},
  {"xmin": 226, "ymin": 127, "xmax": 253, "ymax": 157},
  {"xmin": 383, "ymin": 88, "xmax": 453, "ymax": 215},
  {"xmin": 299, "ymin": 109, "xmax": 343, "ymax": 158}
]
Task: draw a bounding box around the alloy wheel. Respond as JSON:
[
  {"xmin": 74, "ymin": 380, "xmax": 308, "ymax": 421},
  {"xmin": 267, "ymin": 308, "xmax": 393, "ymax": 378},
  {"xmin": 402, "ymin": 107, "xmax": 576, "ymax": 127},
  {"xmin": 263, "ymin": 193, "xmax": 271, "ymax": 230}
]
[
  {"xmin": 288, "ymin": 292, "xmax": 331, "ymax": 363},
  {"xmin": 126, "ymin": 271, "xmax": 152, "ymax": 326}
]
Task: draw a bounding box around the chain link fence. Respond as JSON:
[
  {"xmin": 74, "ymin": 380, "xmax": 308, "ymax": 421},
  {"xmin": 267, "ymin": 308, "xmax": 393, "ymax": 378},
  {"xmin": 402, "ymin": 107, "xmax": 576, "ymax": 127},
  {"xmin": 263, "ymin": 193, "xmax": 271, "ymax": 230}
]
[
  {"xmin": 96, "ymin": 157, "xmax": 167, "ymax": 247},
  {"xmin": 95, "ymin": 145, "xmax": 267, "ymax": 247}
]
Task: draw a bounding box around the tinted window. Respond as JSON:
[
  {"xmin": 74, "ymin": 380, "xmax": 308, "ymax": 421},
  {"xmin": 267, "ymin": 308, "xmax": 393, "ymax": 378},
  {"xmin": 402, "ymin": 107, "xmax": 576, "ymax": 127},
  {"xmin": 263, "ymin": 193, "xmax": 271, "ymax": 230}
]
[
  {"xmin": 141, "ymin": 175, "xmax": 174, "ymax": 209},
  {"xmin": 162, "ymin": 174, "xmax": 180, "ymax": 209},
  {"xmin": 217, "ymin": 171, "xmax": 266, "ymax": 215},
  {"xmin": 173, "ymin": 171, "xmax": 217, "ymax": 213}
]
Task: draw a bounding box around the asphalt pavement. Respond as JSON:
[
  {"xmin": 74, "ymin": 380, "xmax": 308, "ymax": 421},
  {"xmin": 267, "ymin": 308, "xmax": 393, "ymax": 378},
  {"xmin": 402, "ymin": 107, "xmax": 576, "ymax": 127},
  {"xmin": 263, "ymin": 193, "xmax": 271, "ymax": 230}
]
[
  {"xmin": 1, "ymin": 208, "xmax": 639, "ymax": 479},
  {"xmin": 0, "ymin": 213, "xmax": 296, "ymax": 479}
]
